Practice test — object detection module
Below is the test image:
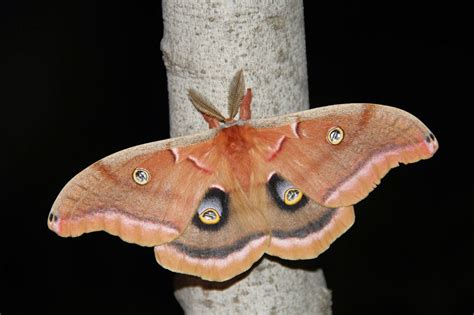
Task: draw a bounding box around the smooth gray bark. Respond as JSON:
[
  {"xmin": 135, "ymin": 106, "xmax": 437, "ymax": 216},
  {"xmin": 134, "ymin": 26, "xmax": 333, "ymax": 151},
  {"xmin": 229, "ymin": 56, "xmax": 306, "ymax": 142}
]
[
  {"xmin": 161, "ymin": 0, "xmax": 332, "ymax": 313},
  {"xmin": 162, "ymin": 0, "xmax": 309, "ymax": 138}
]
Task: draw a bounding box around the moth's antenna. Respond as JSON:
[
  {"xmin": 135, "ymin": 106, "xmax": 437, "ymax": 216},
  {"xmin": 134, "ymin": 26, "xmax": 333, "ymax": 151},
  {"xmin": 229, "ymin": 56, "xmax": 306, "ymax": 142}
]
[
  {"xmin": 188, "ymin": 89, "xmax": 226, "ymax": 122},
  {"xmin": 227, "ymin": 69, "xmax": 245, "ymax": 119}
]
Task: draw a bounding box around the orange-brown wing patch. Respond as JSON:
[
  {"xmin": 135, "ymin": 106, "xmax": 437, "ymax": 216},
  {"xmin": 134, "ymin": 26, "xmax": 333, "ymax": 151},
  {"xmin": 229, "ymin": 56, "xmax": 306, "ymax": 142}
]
[
  {"xmin": 261, "ymin": 104, "xmax": 438, "ymax": 207},
  {"xmin": 48, "ymin": 133, "xmax": 219, "ymax": 247}
]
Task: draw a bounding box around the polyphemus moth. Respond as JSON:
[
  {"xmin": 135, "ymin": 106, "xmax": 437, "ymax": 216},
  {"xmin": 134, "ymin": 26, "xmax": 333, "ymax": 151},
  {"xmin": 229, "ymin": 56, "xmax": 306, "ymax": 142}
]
[{"xmin": 48, "ymin": 70, "xmax": 438, "ymax": 281}]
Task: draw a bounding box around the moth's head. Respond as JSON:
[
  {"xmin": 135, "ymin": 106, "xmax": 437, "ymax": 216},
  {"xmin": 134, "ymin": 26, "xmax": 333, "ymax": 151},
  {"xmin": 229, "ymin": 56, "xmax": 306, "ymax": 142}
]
[{"xmin": 188, "ymin": 69, "xmax": 252, "ymax": 129}]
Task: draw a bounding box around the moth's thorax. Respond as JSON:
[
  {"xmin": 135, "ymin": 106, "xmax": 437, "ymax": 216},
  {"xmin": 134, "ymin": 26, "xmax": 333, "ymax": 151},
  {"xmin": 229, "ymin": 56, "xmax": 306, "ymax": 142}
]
[
  {"xmin": 214, "ymin": 124, "xmax": 262, "ymax": 190},
  {"xmin": 216, "ymin": 124, "xmax": 257, "ymax": 153}
]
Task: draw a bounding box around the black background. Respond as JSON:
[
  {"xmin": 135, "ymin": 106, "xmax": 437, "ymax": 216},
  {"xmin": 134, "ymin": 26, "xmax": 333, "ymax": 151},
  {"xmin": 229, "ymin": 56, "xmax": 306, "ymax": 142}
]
[{"xmin": 1, "ymin": 1, "xmax": 472, "ymax": 314}]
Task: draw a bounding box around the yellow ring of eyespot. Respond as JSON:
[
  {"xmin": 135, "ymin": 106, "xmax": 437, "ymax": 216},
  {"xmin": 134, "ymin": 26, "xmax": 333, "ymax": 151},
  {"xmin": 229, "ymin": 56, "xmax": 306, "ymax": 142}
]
[
  {"xmin": 199, "ymin": 208, "xmax": 221, "ymax": 225},
  {"xmin": 284, "ymin": 188, "xmax": 303, "ymax": 206},
  {"xmin": 132, "ymin": 167, "xmax": 151, "ymax": 185},
  {"xmin": 327, "ymin": 126, "xmax": 344, "ymax": 145}
]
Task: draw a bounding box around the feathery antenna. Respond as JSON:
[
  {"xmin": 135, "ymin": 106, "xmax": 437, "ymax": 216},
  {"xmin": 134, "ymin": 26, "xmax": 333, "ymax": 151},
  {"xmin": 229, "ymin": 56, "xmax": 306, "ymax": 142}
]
[
  {"xmin": 227, "ymin": 69, "xmax": 245, "ymax": 119},
  {"xmin": 188, "ymin": 89, "xmax": 226, "ymax": 122}
]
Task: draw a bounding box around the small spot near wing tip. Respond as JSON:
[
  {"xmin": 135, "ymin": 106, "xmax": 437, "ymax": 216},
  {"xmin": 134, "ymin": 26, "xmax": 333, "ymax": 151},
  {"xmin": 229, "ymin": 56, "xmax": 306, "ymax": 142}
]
[
  {"xmin": 47, "ymin": 209, "xmax": 61, "ymax": 233},
  {"xmin": 423, "ymin": 131, "xmax": 439, "ymax": 156},
  {"xmin": 323, "ymin": 135, "xmax": 438, "ymax": 208}
]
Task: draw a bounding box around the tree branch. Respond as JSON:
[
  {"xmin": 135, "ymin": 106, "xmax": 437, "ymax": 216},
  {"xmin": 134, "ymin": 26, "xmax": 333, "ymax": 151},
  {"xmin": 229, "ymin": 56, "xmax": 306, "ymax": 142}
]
[{"xmin": 161, "ymin": 0, "xmax": 331, "ymax": 313}]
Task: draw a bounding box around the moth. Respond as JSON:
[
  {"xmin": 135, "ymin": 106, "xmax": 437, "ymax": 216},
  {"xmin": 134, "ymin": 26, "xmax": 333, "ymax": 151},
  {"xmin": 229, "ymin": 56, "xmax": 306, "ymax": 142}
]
[{"xmin": 48, "ymin": 70, "xmax": 438, "ymax": 281}]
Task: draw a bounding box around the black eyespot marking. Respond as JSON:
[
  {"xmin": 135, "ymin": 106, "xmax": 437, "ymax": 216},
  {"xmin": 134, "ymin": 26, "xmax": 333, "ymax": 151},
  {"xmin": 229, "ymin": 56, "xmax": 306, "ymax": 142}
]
[
  {"xmin": 267, "ymin": 173, "xmax": 308, "ymax": 211},
  {"xmin": 192, "ymin": 187, "xmax": 229, "ymax": 231},
  {"xmin": 48, "ymin": 212, "xmax": 58, "ymax": 223},
  {"xmin": 426, "ymin": 132, "xmax": 436, "ymax": 143}
]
